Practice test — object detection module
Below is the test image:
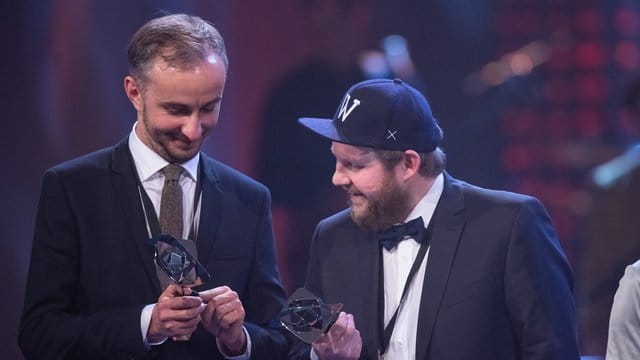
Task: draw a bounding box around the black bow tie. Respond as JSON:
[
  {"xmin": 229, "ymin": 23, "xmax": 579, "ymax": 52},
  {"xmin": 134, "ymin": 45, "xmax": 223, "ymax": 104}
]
[{"xmin": 377, "ymin": 217, "xmax": 426, "ymax": 251}]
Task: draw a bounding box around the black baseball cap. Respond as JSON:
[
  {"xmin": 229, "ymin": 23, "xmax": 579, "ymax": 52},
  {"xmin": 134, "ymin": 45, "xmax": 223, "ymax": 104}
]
[{"xmin": 298, "ymin": 78, "xmax": 443, "ymax": 152}]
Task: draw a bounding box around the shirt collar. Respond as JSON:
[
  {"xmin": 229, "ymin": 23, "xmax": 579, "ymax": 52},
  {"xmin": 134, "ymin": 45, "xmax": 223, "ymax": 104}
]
[
  {"xmin": 128, "ymin": 122, "xmax": 200, "ymax": 182},
  {"xmin": 405, "ymin": 173, "xmax": 444, "ymax": 228}
]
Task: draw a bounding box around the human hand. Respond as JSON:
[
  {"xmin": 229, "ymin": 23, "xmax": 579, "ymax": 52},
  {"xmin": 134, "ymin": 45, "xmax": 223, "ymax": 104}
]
[
  {"xmin": 312, "ymin": 312, "xmax": 362, "ymax": 360},
  {"xmin": 199, "ymin": 286, "xmax": 247, "ymax": 355},
  {"xmin": 147, "ymin": 284, "xmax": 205, "ymax": 342}
]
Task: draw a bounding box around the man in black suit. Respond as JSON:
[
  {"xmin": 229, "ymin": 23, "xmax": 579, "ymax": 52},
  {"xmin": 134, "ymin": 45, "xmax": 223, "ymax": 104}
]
[
  {"xmin": 19, "ymin": 14, "xmax": 287, "ymax": 359},
  {"xmin": 290, "ymin": 79, "xmax": 580, "ymax": 359}
]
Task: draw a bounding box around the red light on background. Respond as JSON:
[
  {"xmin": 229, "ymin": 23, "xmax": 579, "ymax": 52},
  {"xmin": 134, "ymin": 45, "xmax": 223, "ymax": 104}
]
[
  {"xmin": 614, "ymin": 41, "xmax": 640, "ymax": 72},
  {"xmin": 575, "ymin": 42, "xmax": 607, "ymax": 69},
  {"xmin": 615, "ymin": 7, "xmax": 640, "ymax": 36}
]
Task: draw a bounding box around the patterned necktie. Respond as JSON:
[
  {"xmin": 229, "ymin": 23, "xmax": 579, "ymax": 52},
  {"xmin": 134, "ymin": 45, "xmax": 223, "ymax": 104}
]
[
  {"xmin": 377, "ymin": 217, "xmax": 426, "ymax": 251},
  {"xmin": 159, "ymin": 164, "xmax": 184, "ymax": 239},
  {"xmin": 156, "ymin": 164, "xmax": 185, "ymax": 290}
]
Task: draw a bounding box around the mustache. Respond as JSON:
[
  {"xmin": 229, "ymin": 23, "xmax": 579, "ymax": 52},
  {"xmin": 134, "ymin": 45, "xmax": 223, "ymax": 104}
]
[
  {"xmin": 163, "ymin": 128, "xmax": 200, "ymax": 146},
  {"xmin": 343, "ymin": 186, "xmax": 363, "ymax": 196},
  {"xmin": 168, "ymin": 129, "xmax": 191, "ymax": 142}
]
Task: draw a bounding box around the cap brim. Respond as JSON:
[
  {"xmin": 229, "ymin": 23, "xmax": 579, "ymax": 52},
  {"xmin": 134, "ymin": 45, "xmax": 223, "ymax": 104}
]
[{"xmin": 298, "ymin": 117, "xmax": 342, "ymax": 142}]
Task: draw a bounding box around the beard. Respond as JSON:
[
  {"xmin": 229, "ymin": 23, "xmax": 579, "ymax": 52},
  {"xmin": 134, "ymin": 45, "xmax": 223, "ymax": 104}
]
[
  {"xmin": 140, "ymin": 107, "xmax": 200, "ymax": 163},
  {"xmin": 348, "ymin": 175, "xmax": 412, "ymax": 232}
]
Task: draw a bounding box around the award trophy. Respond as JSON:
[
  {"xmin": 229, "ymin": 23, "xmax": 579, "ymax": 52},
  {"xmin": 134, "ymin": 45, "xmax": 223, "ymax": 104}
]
[
  {"xmin": 149, "ymin": 234, "xmax": 211, "ymax": 340},
  {"xmin": 277, "ymin": 288, "xmax": 343, "ymax": 344}
]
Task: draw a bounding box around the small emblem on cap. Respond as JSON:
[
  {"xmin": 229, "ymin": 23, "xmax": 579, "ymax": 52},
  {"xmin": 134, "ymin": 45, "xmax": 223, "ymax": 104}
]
[
  {"xmin": 386, "ymin": 130, "xmax": 397, "ymax": 141},
  {"xmin": 337, "ymin": 94, "xmax": 361, "ymax": 122}
]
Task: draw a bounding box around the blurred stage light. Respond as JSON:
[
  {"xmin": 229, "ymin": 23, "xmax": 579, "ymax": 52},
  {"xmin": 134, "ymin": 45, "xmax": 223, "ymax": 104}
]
[{"xmin": 465, "ymin": 40, "xmax": 550, "ymax": 96}]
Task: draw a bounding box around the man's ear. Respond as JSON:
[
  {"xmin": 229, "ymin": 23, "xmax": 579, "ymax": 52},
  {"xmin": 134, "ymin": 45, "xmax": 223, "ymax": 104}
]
[
  {"xmin": 401, "ymin": 150, "xmax": 421, "ymax": 180},
  {"xmin": 124, "ymin": 76, "xmax": 143, "ymax": 112}
]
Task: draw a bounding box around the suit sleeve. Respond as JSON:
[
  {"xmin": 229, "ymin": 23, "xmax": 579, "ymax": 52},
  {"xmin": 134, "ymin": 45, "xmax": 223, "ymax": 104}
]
[
  {"xmin": 241, "ymin": 187, "xmax": 290, "ymax": 359},
  {"xmin": 19, "ymin": 169, "xmax": 146, "ymax": 359},
  {"xmin": 504, "ymin": 197, "xmax": 580, "ymax": 360}
]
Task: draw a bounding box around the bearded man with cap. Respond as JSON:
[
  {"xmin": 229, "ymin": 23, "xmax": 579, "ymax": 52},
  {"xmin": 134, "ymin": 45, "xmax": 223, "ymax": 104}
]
[{"xmin": 288, "ymin": 79, "xmax": 580, "ymax": 360}]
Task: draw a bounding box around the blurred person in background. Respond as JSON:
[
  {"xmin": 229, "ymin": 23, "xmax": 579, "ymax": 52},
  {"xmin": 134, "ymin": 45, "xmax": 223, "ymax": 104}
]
[{"xmin": 606, "ymin": 259, "xmax": 640, "ymax": 359}]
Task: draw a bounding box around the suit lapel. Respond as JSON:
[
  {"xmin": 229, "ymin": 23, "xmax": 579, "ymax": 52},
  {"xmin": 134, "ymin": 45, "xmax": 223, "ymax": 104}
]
[
  {"xmin": 355, "ymin": 227, "xmax": 381, "ymax": 357},
  {"xmin": 110, "ymin": 138, "xmax": 161, "ymax": 294},
  {"xmin": 416, "ymin": 174, "xmax": 466, "ymax": 359},
  {"xmin": 195, "ymin": 155, "xmax": 222, "ymax": 272}
]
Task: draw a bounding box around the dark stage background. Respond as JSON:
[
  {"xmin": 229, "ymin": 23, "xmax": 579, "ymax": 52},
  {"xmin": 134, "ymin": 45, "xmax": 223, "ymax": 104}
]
[{"xmin": 3, "ymin": 0, "xmax": 640, "ymax": 358}]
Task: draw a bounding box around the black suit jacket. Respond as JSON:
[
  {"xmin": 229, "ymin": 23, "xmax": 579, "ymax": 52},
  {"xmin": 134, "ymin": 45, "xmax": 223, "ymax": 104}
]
[
  {"xmin": 19, "ymin": 138, "xmax": 288, "ymax": 359},
  {"xmin": 294, "ymin": 174, "xmax": 580, "ymax": 359}
]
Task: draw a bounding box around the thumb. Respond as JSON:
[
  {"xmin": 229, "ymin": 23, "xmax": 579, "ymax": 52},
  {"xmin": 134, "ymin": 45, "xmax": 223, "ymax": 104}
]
[{"xmin": 160, "ymin": 284, "xmax": 185, "ymax": 300}]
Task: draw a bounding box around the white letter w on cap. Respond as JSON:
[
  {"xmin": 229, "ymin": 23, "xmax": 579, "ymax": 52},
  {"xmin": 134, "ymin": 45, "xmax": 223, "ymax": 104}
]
[{"xmin": 337, "ymin": 94, "xmax": 361, "ymax": 122}]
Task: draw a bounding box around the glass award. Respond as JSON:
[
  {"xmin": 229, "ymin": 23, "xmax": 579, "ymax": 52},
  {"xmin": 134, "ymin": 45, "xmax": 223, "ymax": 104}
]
[
  {"xmin": 277, "ymin": 288, "xmax": 343, "ymax": 344},
  {"xmin": 148, "ymin": 235, "xmax": 211, "ymax": 341},
  {"xmin": 150, "ymin": 234, "xmax": 211, "ymax": 287}
]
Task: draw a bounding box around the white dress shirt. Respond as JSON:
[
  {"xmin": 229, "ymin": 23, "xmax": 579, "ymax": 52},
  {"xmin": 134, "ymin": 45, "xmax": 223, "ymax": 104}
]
[
  {"xmin": 128, "ymin": 125, "xmax": 200, "ymax": 239},
  {"xmin": 382, "ymin": 173, "xmax": 444, "ymax": 359},
  {"xmin": 310, "ymin": 174, "xmax": 444, "ymax": 360}
]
